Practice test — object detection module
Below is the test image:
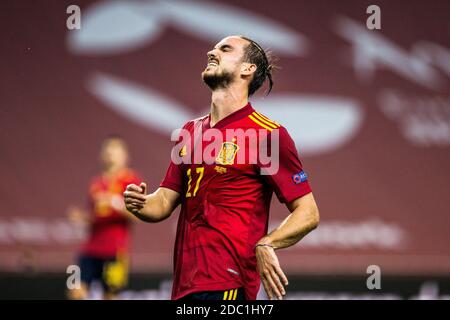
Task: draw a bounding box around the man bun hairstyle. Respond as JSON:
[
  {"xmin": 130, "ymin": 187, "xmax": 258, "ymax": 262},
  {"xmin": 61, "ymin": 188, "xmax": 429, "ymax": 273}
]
[{"xmin": 239, "ymin": 36, "xmax": 277, "ymax": 96}]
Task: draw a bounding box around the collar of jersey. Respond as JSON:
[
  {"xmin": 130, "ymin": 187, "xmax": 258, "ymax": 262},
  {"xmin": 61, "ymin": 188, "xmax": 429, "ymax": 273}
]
[{"xmin": 204, "ymin": 102, "xmax": 254, "ymax": 129}]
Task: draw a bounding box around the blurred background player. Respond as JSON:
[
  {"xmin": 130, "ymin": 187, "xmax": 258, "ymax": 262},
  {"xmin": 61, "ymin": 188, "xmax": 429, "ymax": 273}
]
[{"xmin": 67, "ymin": 136, "xmax": 141, "ymax": 300}]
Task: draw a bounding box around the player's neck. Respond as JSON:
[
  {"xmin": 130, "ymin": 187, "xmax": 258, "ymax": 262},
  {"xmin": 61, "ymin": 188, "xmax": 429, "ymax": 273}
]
[{"xmin": 210, "ymin": 86, "xmax": 248, "ymax": 127}]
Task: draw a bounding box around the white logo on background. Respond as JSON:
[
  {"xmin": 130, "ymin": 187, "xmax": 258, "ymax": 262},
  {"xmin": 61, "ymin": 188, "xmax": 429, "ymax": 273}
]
[
  {"xmin": 379, "ymin": 89, "xmax": 450, "ymax": 146},
  {"xmin": 278, "ymin": 219, "xmax": 406, "ymax": 249},
  {"xmin": 67, "ymin": 0, "xmax": 309, "ymax": 56},
  {"xmin": 335, "ymin": 16, "xmax": 448, "ymax": 90}
]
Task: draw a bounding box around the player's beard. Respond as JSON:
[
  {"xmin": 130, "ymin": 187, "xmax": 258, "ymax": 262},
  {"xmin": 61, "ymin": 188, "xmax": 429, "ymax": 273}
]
[{"xmin": 202, "ymin": 68, "xmax": 234, "ymax": 91}]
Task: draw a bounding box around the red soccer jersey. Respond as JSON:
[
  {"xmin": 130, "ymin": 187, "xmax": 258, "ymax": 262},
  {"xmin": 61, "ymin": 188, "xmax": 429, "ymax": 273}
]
[
  {"xmin": 82, "ymin": 168, "xmax": 140, "ymax": 258},
  {"xmin": 160, "ymin": 103, "xmax": 312, "ymax": 300}
]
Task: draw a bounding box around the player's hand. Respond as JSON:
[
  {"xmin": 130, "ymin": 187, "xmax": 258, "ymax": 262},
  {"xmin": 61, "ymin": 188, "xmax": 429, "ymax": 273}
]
[
  {"xmin": 255, "ymin": 244, "xmax": 288, "ymax": 300},
  {"xmin": 124, "ymin": 182, "xmax": 147, "ymax": 214}
]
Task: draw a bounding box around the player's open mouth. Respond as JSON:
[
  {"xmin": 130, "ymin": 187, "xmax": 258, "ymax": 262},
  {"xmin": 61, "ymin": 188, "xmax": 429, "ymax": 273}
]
[{"xmin": 207, "ymin": 58, "xmax": 219, "ymax": 67}]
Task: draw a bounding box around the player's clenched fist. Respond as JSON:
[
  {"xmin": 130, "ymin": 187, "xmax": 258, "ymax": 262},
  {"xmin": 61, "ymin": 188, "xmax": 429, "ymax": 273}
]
[{"xmin": 124, "ymin": 182, "xmax": 147, "ymax": 214}]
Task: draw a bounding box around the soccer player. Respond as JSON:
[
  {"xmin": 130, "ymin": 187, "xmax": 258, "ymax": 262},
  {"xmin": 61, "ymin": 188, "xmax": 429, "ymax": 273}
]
[
  {"xmin": 67, "ymin": 136, "xmax": 141, "ymax": 300},
  {"xmin": 123, "ymin": 36, "xmax": 320, "ymax": 300}
]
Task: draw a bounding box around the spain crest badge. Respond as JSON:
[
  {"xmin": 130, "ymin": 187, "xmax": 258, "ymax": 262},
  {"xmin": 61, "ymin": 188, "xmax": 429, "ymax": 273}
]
[{"xmin": 215, "ymin": 142, "xmax": 239, "ymax": 165}]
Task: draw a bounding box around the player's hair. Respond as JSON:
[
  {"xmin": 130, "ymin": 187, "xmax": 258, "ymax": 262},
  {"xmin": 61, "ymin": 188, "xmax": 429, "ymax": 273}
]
[{"xmin": 239, "ymin": 36, "xmax": 277, "ymax": 96}]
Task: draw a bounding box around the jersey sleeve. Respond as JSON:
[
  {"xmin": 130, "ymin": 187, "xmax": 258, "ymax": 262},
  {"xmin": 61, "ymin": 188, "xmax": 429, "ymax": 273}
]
[
  {"xmin": 160, "ymin": 160, "xmax": 183, "ymax": 194},
  {"xmin": 259, "ymin": 126, "xmax": 312, "ymax": 204},
  {"xmin": 159, "ymin": 121, "xmax": 192, "ymax": 194}
]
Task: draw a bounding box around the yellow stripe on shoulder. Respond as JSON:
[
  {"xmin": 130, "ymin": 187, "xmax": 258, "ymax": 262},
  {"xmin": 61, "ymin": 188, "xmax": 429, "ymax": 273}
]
[
  {"xmin": 248, "ymin": 114, "xmax": 273, "ymax": 131},
  {"xmin": 254, "ymin": 111, "xmax": 280, "ymax": 127},
  {"xmin": 251, "ymin": 112, "xmax": 278, "ymax": 129}
]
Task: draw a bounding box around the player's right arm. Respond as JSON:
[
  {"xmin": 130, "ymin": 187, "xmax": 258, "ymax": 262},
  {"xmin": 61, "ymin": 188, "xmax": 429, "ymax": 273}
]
[
  {"xmin": 123, "ymin": 183, "xmax": 180, "ymax": 223},
  {"xmin": 127, "ymin": 120, "xmax": 191, "ymax": 222}
]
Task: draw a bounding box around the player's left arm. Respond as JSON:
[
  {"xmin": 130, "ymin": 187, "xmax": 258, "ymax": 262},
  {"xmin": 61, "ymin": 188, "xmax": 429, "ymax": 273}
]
[
  {"xmin": 255, "ymin": 125, "xmax": 320, "ymax": 299},
  {"xmin": 258, "ymin": 192, "xmax": 319, "ymax": 249},
  {"xmin": 255, "ymin": 192, "xmax": 319, "ymax": 300}
]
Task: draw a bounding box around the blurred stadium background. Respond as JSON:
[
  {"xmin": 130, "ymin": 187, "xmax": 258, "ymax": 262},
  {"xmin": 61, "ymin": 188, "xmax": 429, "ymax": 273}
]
[{"xmin": 1, "ymin": 0, "xmax": 449, "ymax": 299}]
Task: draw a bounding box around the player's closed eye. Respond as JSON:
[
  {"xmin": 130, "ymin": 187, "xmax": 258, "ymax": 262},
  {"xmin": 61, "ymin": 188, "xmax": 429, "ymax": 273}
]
[{"xmin": 220, "ymin": 45, "xmax": 232, "ymax": 52}]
